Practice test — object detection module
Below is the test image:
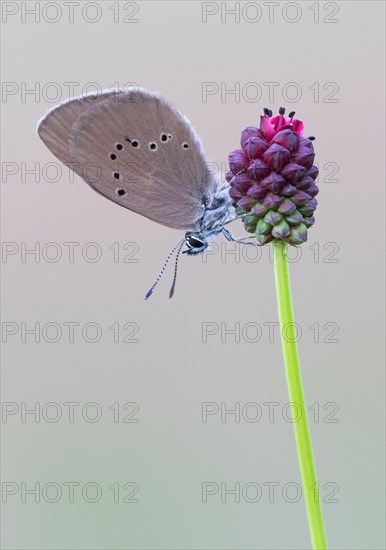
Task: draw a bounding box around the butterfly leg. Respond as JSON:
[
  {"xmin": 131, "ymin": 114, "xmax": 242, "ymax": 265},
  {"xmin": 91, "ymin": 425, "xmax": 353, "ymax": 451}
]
[
  {"xmin": 222, "ymin": 228, "xmax": 259, "ymax": 246},
  {"xmin": 222, "ymin": 214, "xmax": 246, "ymax": 226}
]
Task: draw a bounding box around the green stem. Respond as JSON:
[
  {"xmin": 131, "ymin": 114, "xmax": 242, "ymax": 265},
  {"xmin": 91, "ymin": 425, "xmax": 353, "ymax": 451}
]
[{"xmin": 272, "ymin": 239, "xmax": 327, "ymax": 550}]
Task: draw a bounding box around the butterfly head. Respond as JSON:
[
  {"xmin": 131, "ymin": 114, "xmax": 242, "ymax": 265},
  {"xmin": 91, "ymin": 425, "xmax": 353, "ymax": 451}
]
[{"xmin": 184, "ymin": 231, "xmax": 209, "ymax": 255}]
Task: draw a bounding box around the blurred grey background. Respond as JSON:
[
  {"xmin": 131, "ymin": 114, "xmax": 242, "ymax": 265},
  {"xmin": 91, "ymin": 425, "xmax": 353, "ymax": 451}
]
[{"xmin": 1, "ymin": 1, "xmax": 385, "ymax": 549}]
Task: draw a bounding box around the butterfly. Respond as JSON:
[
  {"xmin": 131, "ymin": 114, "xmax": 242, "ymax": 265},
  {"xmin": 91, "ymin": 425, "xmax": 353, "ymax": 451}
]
[{"xmin": 37, "ymin": 87, "xmax": 253, "ymax": 298}]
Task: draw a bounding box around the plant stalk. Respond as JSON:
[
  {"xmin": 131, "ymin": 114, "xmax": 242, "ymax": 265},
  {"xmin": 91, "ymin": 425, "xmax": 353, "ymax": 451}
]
[{"xmin": 272, "ymin": 239, "xmax": 327, "ymax": 550}]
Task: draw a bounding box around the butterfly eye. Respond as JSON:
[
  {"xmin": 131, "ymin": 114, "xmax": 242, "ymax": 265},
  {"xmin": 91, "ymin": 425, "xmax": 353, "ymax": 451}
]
[
  {"xmin": 116, "ymin": 144, "xmax": 123, "ymax": 151},
  {"xmin": 149, "ymin": 142, "xmax": 157, "ymax": 151},
  {"xmin": 182, "ymin": 142, "xmax": 189, "ymax": 149},
  {"xmin": 187, "ymin": 235, "xmax": 204, "ymax": 248},
  {"xmin": 116, "ymin": 189, "xmax": 126, "ymax": 196}
]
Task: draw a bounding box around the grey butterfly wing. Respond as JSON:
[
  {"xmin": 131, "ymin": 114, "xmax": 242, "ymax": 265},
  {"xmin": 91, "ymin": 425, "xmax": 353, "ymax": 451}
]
[
  {"xmin": 38, "ymin": 88, "xmax": 217, "ymax": 230},
  {"xmin": 37, "ymin": 90, "xmax": 121, "ymax": 168}
]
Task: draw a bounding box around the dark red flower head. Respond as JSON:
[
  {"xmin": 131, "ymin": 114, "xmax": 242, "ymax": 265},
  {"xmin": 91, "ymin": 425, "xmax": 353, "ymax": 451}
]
[{"xmin": 227, "ymin": 108, "xmax": 318, "ymax": 245}]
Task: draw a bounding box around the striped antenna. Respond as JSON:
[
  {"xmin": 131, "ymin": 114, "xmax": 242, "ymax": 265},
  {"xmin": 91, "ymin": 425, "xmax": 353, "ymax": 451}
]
[
  {"xmin": 168, "ymin": 239, "xmax": 186, "ymax": 299},
  {"xmin": 144, "ymin": 239, "xmax": 185, "ymax": 300}
]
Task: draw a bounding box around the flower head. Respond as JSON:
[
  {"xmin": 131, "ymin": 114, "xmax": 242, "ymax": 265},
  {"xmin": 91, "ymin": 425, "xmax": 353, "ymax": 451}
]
[{"xmin": 227, "ymin": 108, "xmax": 318, "ymax": 245}]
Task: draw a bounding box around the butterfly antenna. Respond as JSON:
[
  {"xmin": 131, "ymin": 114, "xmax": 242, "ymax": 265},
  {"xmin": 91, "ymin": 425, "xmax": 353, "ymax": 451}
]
[
  {"xmin": 168, "ymin": 239, "xmax": 185, "ymax": 299},
  {"xmin": 144, "ymin": 239, "xmax": 185, "ymax": 300}
]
